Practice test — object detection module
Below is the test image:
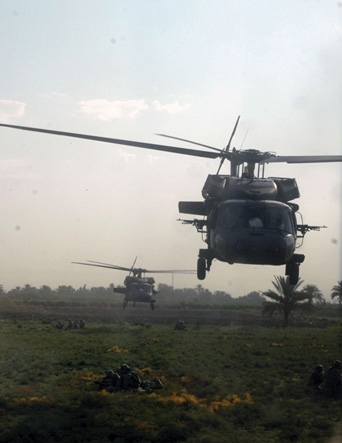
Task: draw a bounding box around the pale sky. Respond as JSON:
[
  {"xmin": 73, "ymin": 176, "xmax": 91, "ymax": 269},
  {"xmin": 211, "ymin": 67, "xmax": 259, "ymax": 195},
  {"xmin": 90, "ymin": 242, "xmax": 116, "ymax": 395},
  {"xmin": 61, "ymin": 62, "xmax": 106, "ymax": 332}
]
[{"xmin": 0, "ymin": 0, "xmax": 341, "ymax": 298}]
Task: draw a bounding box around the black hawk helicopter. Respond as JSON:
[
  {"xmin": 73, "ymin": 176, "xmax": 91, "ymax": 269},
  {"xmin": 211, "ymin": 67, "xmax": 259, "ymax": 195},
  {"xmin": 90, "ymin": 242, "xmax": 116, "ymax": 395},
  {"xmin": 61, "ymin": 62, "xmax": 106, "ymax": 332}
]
[
  {"xmin": 72, "ymin": 258, "xmax": 195, "ymax": 310},
  {"xmin": 1, "ymin": 118, "xmax": 341, "ymax": 285}
]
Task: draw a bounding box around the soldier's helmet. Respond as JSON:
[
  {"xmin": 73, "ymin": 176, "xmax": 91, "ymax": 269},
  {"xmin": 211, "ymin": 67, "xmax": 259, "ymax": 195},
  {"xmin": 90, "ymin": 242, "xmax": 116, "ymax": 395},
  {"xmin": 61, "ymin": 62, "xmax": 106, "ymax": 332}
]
[
  {"xmin": 106, "ymin": 370, "xmax": 115, "ymax": 377},
  {"xmin": 315, "ymin": 365, "xmax": 323, "ymax": 372},
  {"xmin": 121, "ymin": 364, "xmax": 130, "ymax": 372},
  {"xmin": 333, "ymin": 360, "xmax": 341, "ymax": 369}
]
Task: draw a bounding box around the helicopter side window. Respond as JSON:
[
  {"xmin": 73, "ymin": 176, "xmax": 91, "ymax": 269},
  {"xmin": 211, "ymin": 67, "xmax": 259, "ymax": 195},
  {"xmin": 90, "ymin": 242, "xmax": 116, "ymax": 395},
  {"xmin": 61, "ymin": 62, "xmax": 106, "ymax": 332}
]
[
  {"xmin": 265, "ymin": 207, "xmax": 293, "ymax": 233},
  {"xmin": 209, "ymin": 206, "xmax": 219, "ymax": 229}
]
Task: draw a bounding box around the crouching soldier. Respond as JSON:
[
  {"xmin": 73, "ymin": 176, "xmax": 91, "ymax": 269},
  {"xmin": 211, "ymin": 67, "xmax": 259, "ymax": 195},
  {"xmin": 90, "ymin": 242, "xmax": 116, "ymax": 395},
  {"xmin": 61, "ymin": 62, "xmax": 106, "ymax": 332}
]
[
  {"xmin": 307, "ymin": 365, "xmax": 324, "ymax": 393},
  {"xmin": 174, "ymin": 320, "xmax": 187, "ymax": 330},
  {"xmin": 123, "ymin": 369, "xmax": 141, "ymax": 390},
  {"xmin": 118, "ymin": 364, "xmax": 141, "ymax": 390},
  {"xmin": 324, "ymin": 360, "xmax": 342, "ymax": 399},
  {"xmin": 98, "ymin": 370, "xmax": 121, "ymax": 392},
  {"xmin": 140, "ymin": 378, "xmax": 163, "ymax": 391}
]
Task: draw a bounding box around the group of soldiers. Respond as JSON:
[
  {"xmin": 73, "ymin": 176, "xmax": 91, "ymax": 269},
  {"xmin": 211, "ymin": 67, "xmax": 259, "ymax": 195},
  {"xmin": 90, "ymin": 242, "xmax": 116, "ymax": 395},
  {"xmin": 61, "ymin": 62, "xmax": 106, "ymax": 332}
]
[
  {"xmin": 97, "ymin": 363, "xmax": 163, "ymax": 393},
  {"xmin": 307, "ymin": 360, "xmax": 342, "ymax": 398},
  {"xmin": 56, "ymin": 319, "xmax": 86, "ymax": 330}
]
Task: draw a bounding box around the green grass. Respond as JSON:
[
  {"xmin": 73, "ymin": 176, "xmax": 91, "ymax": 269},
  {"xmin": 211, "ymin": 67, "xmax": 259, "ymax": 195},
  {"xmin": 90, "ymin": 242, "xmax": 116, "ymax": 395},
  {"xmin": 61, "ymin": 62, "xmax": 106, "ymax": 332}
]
[{"xmin": 0, "ymin": 318, "xmax": 341, "ymax": 442}]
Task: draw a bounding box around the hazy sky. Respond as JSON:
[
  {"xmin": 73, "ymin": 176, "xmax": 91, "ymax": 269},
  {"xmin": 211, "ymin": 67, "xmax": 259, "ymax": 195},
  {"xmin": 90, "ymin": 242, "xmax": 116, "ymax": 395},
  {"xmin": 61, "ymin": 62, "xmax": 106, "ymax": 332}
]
[{"xmin": 0, "ymin": 0, "xmax": 341, "ymax": 298}]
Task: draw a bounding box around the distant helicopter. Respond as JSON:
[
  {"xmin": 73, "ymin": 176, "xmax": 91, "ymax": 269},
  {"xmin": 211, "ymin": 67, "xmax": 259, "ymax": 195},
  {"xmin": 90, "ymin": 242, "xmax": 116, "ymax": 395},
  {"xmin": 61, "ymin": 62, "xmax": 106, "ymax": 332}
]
[
  {"xmin": 1, "ymin": 118, "xmax": 341, "ymax": 285},
  {"xmin": 72, "ymin": 259, "xmax": 195, "ymax": 310}
]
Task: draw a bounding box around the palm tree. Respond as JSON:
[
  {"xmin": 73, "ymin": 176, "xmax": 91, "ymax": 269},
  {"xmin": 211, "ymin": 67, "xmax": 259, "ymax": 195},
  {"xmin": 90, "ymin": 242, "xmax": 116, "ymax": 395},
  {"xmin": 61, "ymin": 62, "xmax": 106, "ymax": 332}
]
[
  {"xmin": 261, "ymin": 276, "xmax": 312, "ymax": 327},
  {"xmin": 331, "ymin": 281, "xmax": 342, "ymax": 304},
  {"xmin": 302, "ymin": 284, "xmax": 324, "ymax": 305}
]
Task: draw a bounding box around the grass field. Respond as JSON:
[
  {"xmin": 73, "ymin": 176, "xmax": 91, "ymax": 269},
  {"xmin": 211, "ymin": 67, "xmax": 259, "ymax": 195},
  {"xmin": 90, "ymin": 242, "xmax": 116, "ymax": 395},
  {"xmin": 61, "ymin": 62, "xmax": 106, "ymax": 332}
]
[{"xmin": 0, "ymin": 310, "xmax": 341, "ymax": 442}]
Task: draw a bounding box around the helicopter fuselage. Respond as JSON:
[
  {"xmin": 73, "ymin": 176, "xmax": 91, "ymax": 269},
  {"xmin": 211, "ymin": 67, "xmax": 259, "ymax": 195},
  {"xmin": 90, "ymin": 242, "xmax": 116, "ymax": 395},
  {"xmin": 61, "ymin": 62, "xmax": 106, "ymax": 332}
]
[
  {"xmin": 115, "ymin": 276, "xmax": 157, "ymax": 309},
  {"xmin": 208, "ymin": 199, "xmax": 297, "ymax": 265},
  {"xmin": 125, "ymin": 282, "xmax": 155, "ymax": 302},
  {"xmin": 73, "ymin": 260, "xmax": 193, "ymax": 311},
  {"xmin": 179, "ymin": 175, "xmax": 306, "ymax": 284}
]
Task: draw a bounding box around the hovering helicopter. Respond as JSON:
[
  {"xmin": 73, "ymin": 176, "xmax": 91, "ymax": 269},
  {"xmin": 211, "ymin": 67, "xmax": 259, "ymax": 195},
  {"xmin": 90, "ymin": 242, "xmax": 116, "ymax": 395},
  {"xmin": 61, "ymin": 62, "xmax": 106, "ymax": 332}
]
[
  {"xmin": 72, "ymin": 258, "xmax": 195, "ymax": 310},
  {"xmin": 1, "ymin": 118, "xmax": 341, "ymax": 285}
]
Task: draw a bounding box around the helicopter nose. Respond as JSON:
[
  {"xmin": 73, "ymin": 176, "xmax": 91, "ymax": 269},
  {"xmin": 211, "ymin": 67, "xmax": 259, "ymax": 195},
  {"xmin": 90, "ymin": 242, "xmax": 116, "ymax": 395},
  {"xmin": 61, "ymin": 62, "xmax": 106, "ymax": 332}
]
[{"xmin": 215, "ymin": 230, "xmax": 293, "ymax": 265}]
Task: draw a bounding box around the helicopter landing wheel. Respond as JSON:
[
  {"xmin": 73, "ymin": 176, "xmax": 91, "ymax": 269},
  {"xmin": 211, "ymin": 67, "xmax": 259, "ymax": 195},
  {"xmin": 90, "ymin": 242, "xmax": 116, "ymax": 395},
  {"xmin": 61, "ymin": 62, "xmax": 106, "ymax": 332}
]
[
  {"xmin": 150, "ymin": 302, "xmax": 155, "ymax": 311},
  {"xmin": 288, "ymin": 263, "xmax": 299, "ymax": 285},
  {"xmin": 197, "ymin": 257, "xmax": 206, "ymax": 280},
  {"xmin": 123, "ymin": 300, "xmax": 128, "ymax": 309}
]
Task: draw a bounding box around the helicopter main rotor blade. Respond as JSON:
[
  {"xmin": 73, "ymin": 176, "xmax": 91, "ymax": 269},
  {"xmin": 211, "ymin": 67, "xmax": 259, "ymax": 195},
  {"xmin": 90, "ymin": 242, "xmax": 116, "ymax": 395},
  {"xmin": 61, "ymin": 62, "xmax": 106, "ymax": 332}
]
[
  {"xmin": 72, "ymin": 261, "xmax": 133, "ymax": 272},
  {"xmin": 217, "ymin": 115, "xmax": 240, "ymax": 174},
  {"xmin": 141, "ymin": 270, "xmax": 196, "ymax": 274},
  {"xmin": 130, "ymin": 256, "xmax": 138, "ymax": 275},
  {"xmin": 0, "ymin": 123, "xmax": 219, "ymax": 159},
  {"xmin": 225, "ymin": 115, "xmax": 241, "ymax": 151},
  {"xmin": 72, "ymin": 261, "xmax": 195, "ymax": 274},
  {"xmin": 265, "ymin": 155, "xmax": 342, "ymax": 164},
  {"xmin": 5, "ymin": 122, "xmax": 338, "ymax": 168},
  {"xmin": 156, "ymin": 133, "xmax": 221, "ymax": 152}
]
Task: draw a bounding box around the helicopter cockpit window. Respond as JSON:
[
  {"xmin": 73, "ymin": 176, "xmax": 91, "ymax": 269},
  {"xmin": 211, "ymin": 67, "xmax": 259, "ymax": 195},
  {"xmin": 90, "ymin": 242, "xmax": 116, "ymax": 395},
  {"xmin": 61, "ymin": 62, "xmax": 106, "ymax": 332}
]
[
  {"xmin": 131, "ymin": 283, "xmax": 153, "ymax": 296},
  {"xmin": 218, "ymin": 202, "xmax": 294, "ymax": 233},
  {"xmin": 218, "ymin": 204, "xmax": 244, "ymax": 229},
  {"xmin": 265, "ymin": 206, "xmax": 293, "ymax": 233},
  {"xmin": 249, "ymin": 217, "xmax": 263, "ymax": 228},
  {"xmin": 247, "ymin": 206, "xmax": 265, "ymax": 228}
]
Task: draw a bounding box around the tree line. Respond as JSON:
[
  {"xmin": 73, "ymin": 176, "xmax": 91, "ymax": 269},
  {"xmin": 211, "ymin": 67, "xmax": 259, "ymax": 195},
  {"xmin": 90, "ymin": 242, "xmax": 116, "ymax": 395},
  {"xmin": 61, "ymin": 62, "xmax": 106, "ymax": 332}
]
[
  {"xmin": 0, "ymin": 283, "xmax": 115, "ymax": 299},
  {"xmin": 0, "ymin": 282, "xmax": 264, "ymax": 305},
  {"xmin": 1, "ymin": 278, "xmax": 341, "ymax": 328},
  {"xmin": 261, "ymin": 277, "xmax": 342, "ymax": 327}
]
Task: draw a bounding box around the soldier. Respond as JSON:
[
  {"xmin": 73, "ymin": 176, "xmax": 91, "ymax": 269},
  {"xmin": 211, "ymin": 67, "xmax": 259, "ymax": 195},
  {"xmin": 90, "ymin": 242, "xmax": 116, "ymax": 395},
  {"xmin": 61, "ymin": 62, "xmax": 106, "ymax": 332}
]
[
  {"xmin": 56, "ymin": 320, "xmax": 64, "ymax": 329},
  {"xmin": 98, "ymin": 370, "xmax": 121, "ymax": 392},
  {"xmin": 141, "ymin": 378, "xmax": 163, "ymax": 391},
  {"xmin": 116, "ymin": 364, "xmax": 130, "ymax": 377},
  {"xmin": 174, "ymin": 320, "xmax": 187, "ymax": 330},
  {"xmin": 307, "ymin": 365, "xmax": 324, "ymax": 393},
  {"xmin": 115, "ymin": 364, "xmax": 141, "ymax": 390},
  {"xmin": 114, "ymin": 364, "xmax": 130, "ymax": 389},
  {"xmin": 323, "ymin": 360, "xmax": 342, "ymax": 398},
  {"xmin": 123, "ymin": 369, "xmax": 141, "ymax": 390}
]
